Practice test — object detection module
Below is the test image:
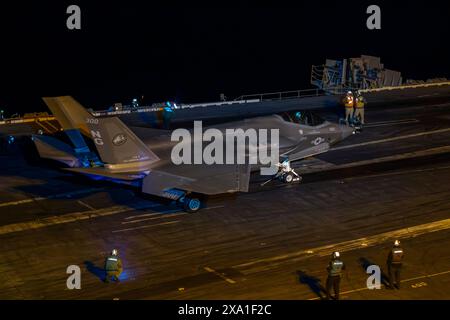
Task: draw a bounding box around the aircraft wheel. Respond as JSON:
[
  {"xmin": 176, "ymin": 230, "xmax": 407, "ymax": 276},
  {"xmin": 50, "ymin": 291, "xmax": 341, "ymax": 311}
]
[
  {"xmin": 283, "ymin": 172, "xmax": 294, "ymax": 183},
  {"xmin": 183, "ymin": 197, "xmax": 201, "ymax": 213}
]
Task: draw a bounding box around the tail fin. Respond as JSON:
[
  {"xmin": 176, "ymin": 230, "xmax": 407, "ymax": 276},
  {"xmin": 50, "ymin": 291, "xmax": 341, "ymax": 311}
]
[
  {"xmin": 43, "ymin": 96, "xmax": 92, "ymax": 136},
  {"xmin": 86, "ymin": 116, "xmax": 160, "ymax": 171}
]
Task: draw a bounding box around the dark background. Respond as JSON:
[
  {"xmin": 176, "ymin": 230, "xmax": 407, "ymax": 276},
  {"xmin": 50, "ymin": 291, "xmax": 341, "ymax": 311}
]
[{"xmin": 0, "ymin": 1, "xmax": 449, "ymax": 113}]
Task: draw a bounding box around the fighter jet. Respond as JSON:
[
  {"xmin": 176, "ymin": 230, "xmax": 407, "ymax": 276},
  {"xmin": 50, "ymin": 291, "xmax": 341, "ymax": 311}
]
[{"xmin": 33, "ymin": 97, "xmax": 354, "ymax": 212}]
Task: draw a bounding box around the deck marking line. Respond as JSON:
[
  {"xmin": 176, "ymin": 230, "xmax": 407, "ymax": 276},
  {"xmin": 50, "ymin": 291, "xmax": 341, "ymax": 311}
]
[
  {"xmin": 0, "ymin": 201, "xmax": 157, "ymax": 235},
  {"xmin": 77, "ymin": 200, "xmax": 95, "ymax": 211},
  {"xmin": 234, "ymin": 217, "xmax": 450, "ymax": 270},
  {"xmin": 363, "ymin": 119, "xmax": 419, "ymax": 128},
  {"xmin": 301, "ymin": 146, "xmax": 450, "ymax": 174},
  {"xmin": 112, "ymin": 220, "xmax": 180, "ymax": 233},
  {"xmin": 0, "ymin": 187, "xmax": 105, "ymax": 208},
  {"xmin": 332, "ymin": 127, "xmax": 450, "ymax": 151},
  {"xmin": 204, "ymin": 267, "xmax": 236, "ymax": 284},
  {"xmin": 308, "ymin": 270, "xmax": 450, "ymax": 300},
  {"xmin": 121, "ymin": 212, "xmax": 188, "ymax": 224}
]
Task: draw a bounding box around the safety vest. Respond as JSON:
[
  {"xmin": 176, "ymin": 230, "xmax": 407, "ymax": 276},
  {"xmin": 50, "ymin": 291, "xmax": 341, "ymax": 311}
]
[
  {"xmin": 105, "ymin": 255, "xmax": 120, "ymax": 271},
  {"xmin": 390, "ymin": 248, "xmax": 404, "ymax": 264},
  {"xmin": 355, "ymin": 97, "xmax": 365, "ymax": 108},
  {"xmin": 329, "ymin": 260, "xmax": 344, "ymax": 276},
  {"xmin": 343, "ymin": 96, "xmax": 354, "ymax": 108}
]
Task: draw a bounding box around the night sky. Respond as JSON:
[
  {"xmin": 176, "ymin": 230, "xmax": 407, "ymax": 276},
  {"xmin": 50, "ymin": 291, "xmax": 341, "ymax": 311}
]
[{"xmin": 0, "ymin": 1, "xmax": 449, "ymax": 113}]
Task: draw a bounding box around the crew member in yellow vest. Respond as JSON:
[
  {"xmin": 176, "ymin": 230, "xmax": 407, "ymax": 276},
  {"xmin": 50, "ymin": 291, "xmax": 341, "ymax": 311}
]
[
  {"xmin": 354, "ymin": 91, "xmax": 366, "ymax": 125},
  {"xmin": 343, "ymin": 91, "xmax": 354, "ymax": 125},
  {"xmin": 387, "ymin": 240, "xmax": 404, "ymax": 289},
  {"xmin": 104, "ymin": 249, "xmax": 123, "ymax": 283},
  {"xmin": 326, "ymin": 251, "xmax": 346, "ymax": 300}
]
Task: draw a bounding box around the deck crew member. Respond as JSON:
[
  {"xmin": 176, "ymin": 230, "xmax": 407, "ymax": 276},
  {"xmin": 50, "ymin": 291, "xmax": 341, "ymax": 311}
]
[
  {"xmin": 387, "ymin": 240, "xmax": 404, "ymax": 289},
  {"xmin": 326, "ymin": 251, "xmax": 346, "ymax": 300},
  {"xmin": 343, "ymin": 91, "xmax": 354, "ymax": 125},
  {"xmin": 354, "ymin": 91, "xmax": 366, "ymax": 125},
  {"xmin": 104, "ymin": 249, "xmax": 123, "ymax": 283}
]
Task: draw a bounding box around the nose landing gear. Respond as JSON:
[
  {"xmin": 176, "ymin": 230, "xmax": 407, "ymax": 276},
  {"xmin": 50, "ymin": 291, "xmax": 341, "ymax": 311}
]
[
  {"xmin": 260, "ymin": 160, "xmax": 302, "ymax": 186},
  {"xmin": 280, "ymin": 170, "xmax": 301, "ymax": 183},
  {"xmin": 277, "ymin": 162, "xmax": 302, "ymax": 183}
]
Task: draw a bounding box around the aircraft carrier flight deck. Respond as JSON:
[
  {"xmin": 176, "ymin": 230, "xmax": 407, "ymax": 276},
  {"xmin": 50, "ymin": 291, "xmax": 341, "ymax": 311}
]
[{"xmin": 1, "ymin": 96, "xmax": 450, "ymax": 300}]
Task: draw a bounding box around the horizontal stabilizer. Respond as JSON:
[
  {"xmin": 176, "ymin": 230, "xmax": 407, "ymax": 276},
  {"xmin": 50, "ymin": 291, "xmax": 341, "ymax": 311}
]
[
  {"xmin": 32, "ymin": 134, "xmax": 80, "ymax": 167},
  {"xmin": 65, "ymin": 167, "xmax": 146, "ymax": 181}
]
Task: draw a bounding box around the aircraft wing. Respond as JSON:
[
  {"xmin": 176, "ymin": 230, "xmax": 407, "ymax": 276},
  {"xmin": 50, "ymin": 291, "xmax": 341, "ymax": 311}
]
[
  {"xmin": 142, "ymin": 162, "xmax": 251, "ymax": 197},
  {"xmin": 66, "ymin": 161, "xmax": 250, "ymax": 197}
]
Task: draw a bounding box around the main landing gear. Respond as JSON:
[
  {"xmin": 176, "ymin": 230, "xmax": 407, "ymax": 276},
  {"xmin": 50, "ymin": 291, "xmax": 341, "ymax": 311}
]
[{"xmin": 177, "ymin": 195, "xmax": 202, "ymax": 213}]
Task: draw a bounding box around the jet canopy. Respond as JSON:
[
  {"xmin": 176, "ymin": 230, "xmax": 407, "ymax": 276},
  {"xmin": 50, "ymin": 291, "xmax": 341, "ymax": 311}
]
[{"xmin": 279, "ymin": 110, "xmax": 326, "ymax": 126}]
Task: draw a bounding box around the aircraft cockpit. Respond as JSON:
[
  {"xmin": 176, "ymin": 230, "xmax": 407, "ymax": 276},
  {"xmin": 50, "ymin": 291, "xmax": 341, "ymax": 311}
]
[{"xmin": 279, "ymin": 110, "xmax": 326, "ymax": 126}]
